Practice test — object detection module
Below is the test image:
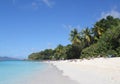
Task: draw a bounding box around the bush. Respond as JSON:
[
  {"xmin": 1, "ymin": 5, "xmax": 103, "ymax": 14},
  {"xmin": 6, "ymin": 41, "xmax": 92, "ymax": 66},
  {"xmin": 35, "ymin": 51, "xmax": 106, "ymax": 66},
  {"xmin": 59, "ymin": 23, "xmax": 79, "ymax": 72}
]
[
  {"xmin": 116, "ymin": 47, "xmax": 120, "ymax": 57},
  {"xmin": 80, "ymin": 44, "xmax": 99, "ymax": 59},
  {"xmin": 81, "ymin": 24, "xmax": 120, "ymax": 58},
  {"xmin": 106, "ymin": 50, "xmax": 117, "ymax": 57}
]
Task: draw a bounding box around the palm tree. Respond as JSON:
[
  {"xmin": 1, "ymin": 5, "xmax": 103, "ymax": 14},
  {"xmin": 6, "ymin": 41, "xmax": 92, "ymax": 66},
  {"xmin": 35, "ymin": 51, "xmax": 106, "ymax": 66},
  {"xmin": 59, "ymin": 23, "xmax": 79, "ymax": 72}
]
[
  {"xmin": 54, "ymin": 44, "xmax": 65, "ymax": 60},
  {"xmin": 82, "ymin": 28, "xmax": 92, "ymax": 46},
  {"xmin": 55, "ymin": 44, "xmax": 64, "ymax": 53},
  {"xmin": 92, "ymin": 25, "xmax": 104, "ymax": 39},
  {"xmin": 70, "ymin": 28, "xmax": 81, "ymax": 45}
]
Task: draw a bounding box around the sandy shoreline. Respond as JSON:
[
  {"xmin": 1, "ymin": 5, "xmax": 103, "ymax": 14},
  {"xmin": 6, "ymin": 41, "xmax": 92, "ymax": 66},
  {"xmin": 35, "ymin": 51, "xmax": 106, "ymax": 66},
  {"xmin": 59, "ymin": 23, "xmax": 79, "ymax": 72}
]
[
  {"xmin": 14, "ymin": 63, "xmax": 79, "ymax": 84},
  {"xmin": 51, "ymin": 57, "xmax": 120, "ymax": 84},
  {"xmin": 9, "ymin": 57, "xmax": 120, "ymax": 84}
]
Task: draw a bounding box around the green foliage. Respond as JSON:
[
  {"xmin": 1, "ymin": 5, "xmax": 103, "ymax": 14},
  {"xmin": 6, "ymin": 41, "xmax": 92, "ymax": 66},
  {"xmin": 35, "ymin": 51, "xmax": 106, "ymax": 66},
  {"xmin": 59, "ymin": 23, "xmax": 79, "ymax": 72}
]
[
  {"xmin": 28, "ymin": 49, "xmax": 54, "ymax": 60},
  {"xmin": 28, "ymin": 15, "xmax": 120, "ymax": 60},
  {"xmin": 53, "ymin": 44, "xmax": 66, "ymax": 60},
  {"xmin": 116, "ymin": 47, "xmax": 120, "ymax": 56},
  {"xmin": 99, "ymin": 25, "xmax": 120, "ymax": 49},
  {"xmin": 106, "ymin": 50, "xmax": 117, "ymax": 57},
  {"xmin": 81, "ymin": 23, "xmax": 120, "ymax": 58},
  {"xmin": 28, "ymin": 44, "xmax": 82, "ymax": 60},
  {"xmin": 69, "ymin": 28, "xmax": 81, "ymax": 45},
  {"xmin": 80, "ymin": 43, "xmax": 101, "ymax": 59},
  {"xmin": 65, "ymin": 44, "xmax": 81, "ymax": 59},
  {"xmin": 81, "ymin": 28, "xmax": 93, "ymax": 47},
  {"xmin": 92, "ymin": 16, "xmax": 120, "ymax": 39},
  {"xmin": 29, "ymin": 53, "xmax": 43, "ymax": 60},
  {"xmin": 53, "ymin": 44, "xmax": 81, "ymax": 60}
]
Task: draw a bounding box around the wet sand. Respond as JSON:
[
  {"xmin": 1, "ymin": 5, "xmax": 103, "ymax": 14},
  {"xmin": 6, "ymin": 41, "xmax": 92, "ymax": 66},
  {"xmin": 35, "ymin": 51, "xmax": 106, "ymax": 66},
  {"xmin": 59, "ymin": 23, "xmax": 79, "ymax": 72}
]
[
  {"xmin": 15, "ymin": 64, "xmax": 79, "ymax": 84},
  {"xmin": 11, "ymin": 57, "xmax": 120, "ymax": 84}
]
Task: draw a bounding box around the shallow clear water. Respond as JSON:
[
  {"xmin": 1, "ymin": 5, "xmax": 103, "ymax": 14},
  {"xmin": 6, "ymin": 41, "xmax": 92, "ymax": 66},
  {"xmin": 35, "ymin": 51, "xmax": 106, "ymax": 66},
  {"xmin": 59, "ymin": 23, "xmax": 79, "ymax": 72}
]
[{"xmin": 0, "ymin": 61, "xmax": 48, "ymax": 84}]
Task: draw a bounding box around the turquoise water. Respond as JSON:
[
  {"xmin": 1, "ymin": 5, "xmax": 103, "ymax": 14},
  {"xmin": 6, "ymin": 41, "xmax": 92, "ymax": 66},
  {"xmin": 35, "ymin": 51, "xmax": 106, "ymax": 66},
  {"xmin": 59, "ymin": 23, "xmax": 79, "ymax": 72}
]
[{"xmin": 0, "ymin": 61, "xmax": 48, "ymax": 84}]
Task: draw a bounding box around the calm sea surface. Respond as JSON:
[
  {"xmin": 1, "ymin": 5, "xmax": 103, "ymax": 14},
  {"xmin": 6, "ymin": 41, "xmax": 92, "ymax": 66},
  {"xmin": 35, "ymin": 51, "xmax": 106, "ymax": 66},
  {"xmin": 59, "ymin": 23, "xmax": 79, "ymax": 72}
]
[{"xmin": 0, "ymin": 61, "xmax": 48, "ymax": 84}]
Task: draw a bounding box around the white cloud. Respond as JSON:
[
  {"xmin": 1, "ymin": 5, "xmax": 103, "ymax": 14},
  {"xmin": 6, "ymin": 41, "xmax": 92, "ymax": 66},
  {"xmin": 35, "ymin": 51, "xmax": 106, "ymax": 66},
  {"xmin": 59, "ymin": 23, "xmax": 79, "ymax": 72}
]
[
  {"xmin": 12, "ymin": 0, "xmax": 54, "ymax": 9},
  {"xmin": 17, "ymin": 1, "xmax": 42, "ymax": 10},
  {"xmin": 100, "ymin": 9, "xmax": 120, "ymax": 19},
  {"xmin": 42, "ymin": 0, "xmax": 54, "ymax": 8}
]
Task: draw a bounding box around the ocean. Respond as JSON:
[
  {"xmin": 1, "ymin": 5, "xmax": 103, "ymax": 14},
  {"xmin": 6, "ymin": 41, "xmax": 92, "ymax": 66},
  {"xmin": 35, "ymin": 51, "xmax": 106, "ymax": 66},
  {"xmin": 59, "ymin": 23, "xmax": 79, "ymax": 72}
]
[{"xmin": 0, "ymin": 61, "xmax": 48, "ymax": 84}]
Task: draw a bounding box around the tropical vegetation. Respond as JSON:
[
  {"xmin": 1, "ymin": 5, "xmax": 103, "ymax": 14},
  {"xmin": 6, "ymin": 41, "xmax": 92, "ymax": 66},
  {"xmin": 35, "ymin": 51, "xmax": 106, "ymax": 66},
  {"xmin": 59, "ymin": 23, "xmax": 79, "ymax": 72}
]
[{"xmin": 28, "ymin": 16, "xmax": 120, "ymax": 60}]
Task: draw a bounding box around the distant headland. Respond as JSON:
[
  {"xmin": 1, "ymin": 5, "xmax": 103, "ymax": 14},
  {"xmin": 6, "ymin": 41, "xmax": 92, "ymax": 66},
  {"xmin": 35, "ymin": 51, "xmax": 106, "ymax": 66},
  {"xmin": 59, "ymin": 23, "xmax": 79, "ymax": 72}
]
[{"xmin": 0, "ymin": 56, "xmax": 21, "ymax": 61}]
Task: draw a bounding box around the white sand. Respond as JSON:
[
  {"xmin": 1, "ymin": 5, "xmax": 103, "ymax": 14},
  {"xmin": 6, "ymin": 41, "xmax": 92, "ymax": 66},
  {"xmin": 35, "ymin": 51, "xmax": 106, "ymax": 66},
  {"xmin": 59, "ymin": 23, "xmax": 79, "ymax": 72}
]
[
  {"xmin": 13, "ymin": 64, "xmax": 79, "ymax": 84},
  {"xmin": 51, "ymin": 57, "xmax": 120, "ymax": 84}
]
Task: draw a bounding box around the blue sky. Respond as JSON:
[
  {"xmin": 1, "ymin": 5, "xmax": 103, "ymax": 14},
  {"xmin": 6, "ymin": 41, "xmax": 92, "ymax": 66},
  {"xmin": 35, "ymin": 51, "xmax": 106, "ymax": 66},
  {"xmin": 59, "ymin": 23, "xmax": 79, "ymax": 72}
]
[{"xmin": 0, "ymin": 0, "xmax": 120, "ymax": 58}]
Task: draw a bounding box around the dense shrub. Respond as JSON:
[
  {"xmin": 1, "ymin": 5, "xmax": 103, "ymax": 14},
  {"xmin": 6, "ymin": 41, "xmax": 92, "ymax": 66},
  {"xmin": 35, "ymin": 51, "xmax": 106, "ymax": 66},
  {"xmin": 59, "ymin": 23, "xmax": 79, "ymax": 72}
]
[{"xmin": 81, "ymin": 25, "xmax": 120, "ymax": 58}]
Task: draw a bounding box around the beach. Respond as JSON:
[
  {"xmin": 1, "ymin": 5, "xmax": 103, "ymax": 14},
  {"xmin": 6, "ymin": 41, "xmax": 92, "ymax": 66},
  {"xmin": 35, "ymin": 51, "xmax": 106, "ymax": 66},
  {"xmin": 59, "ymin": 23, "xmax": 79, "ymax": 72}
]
[
  {"xmin": 1, "ymin": 58, "xmax": 120, "ymax": 84},
  {"xmin": 51, "ymin": 57, "xmax": 120, "ymax": 84},
  {"xmin": 0, "ymin": 61, "xmax": 78, "ymax": 84},
  {"xmin": 15, "ymin": 63, "xmax": 79, "ymax": 84}
]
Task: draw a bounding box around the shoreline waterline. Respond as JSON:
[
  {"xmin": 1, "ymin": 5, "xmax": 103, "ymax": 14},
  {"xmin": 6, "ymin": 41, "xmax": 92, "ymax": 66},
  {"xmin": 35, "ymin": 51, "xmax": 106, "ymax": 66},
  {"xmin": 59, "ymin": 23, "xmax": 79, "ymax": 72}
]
[
  {"xmin": 2, "ymin": 57, "xmax": 120, "ymax": 84},
  {"xmin": 0, "ymin": 61, "xmax": 79, "ymax": 84}
]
